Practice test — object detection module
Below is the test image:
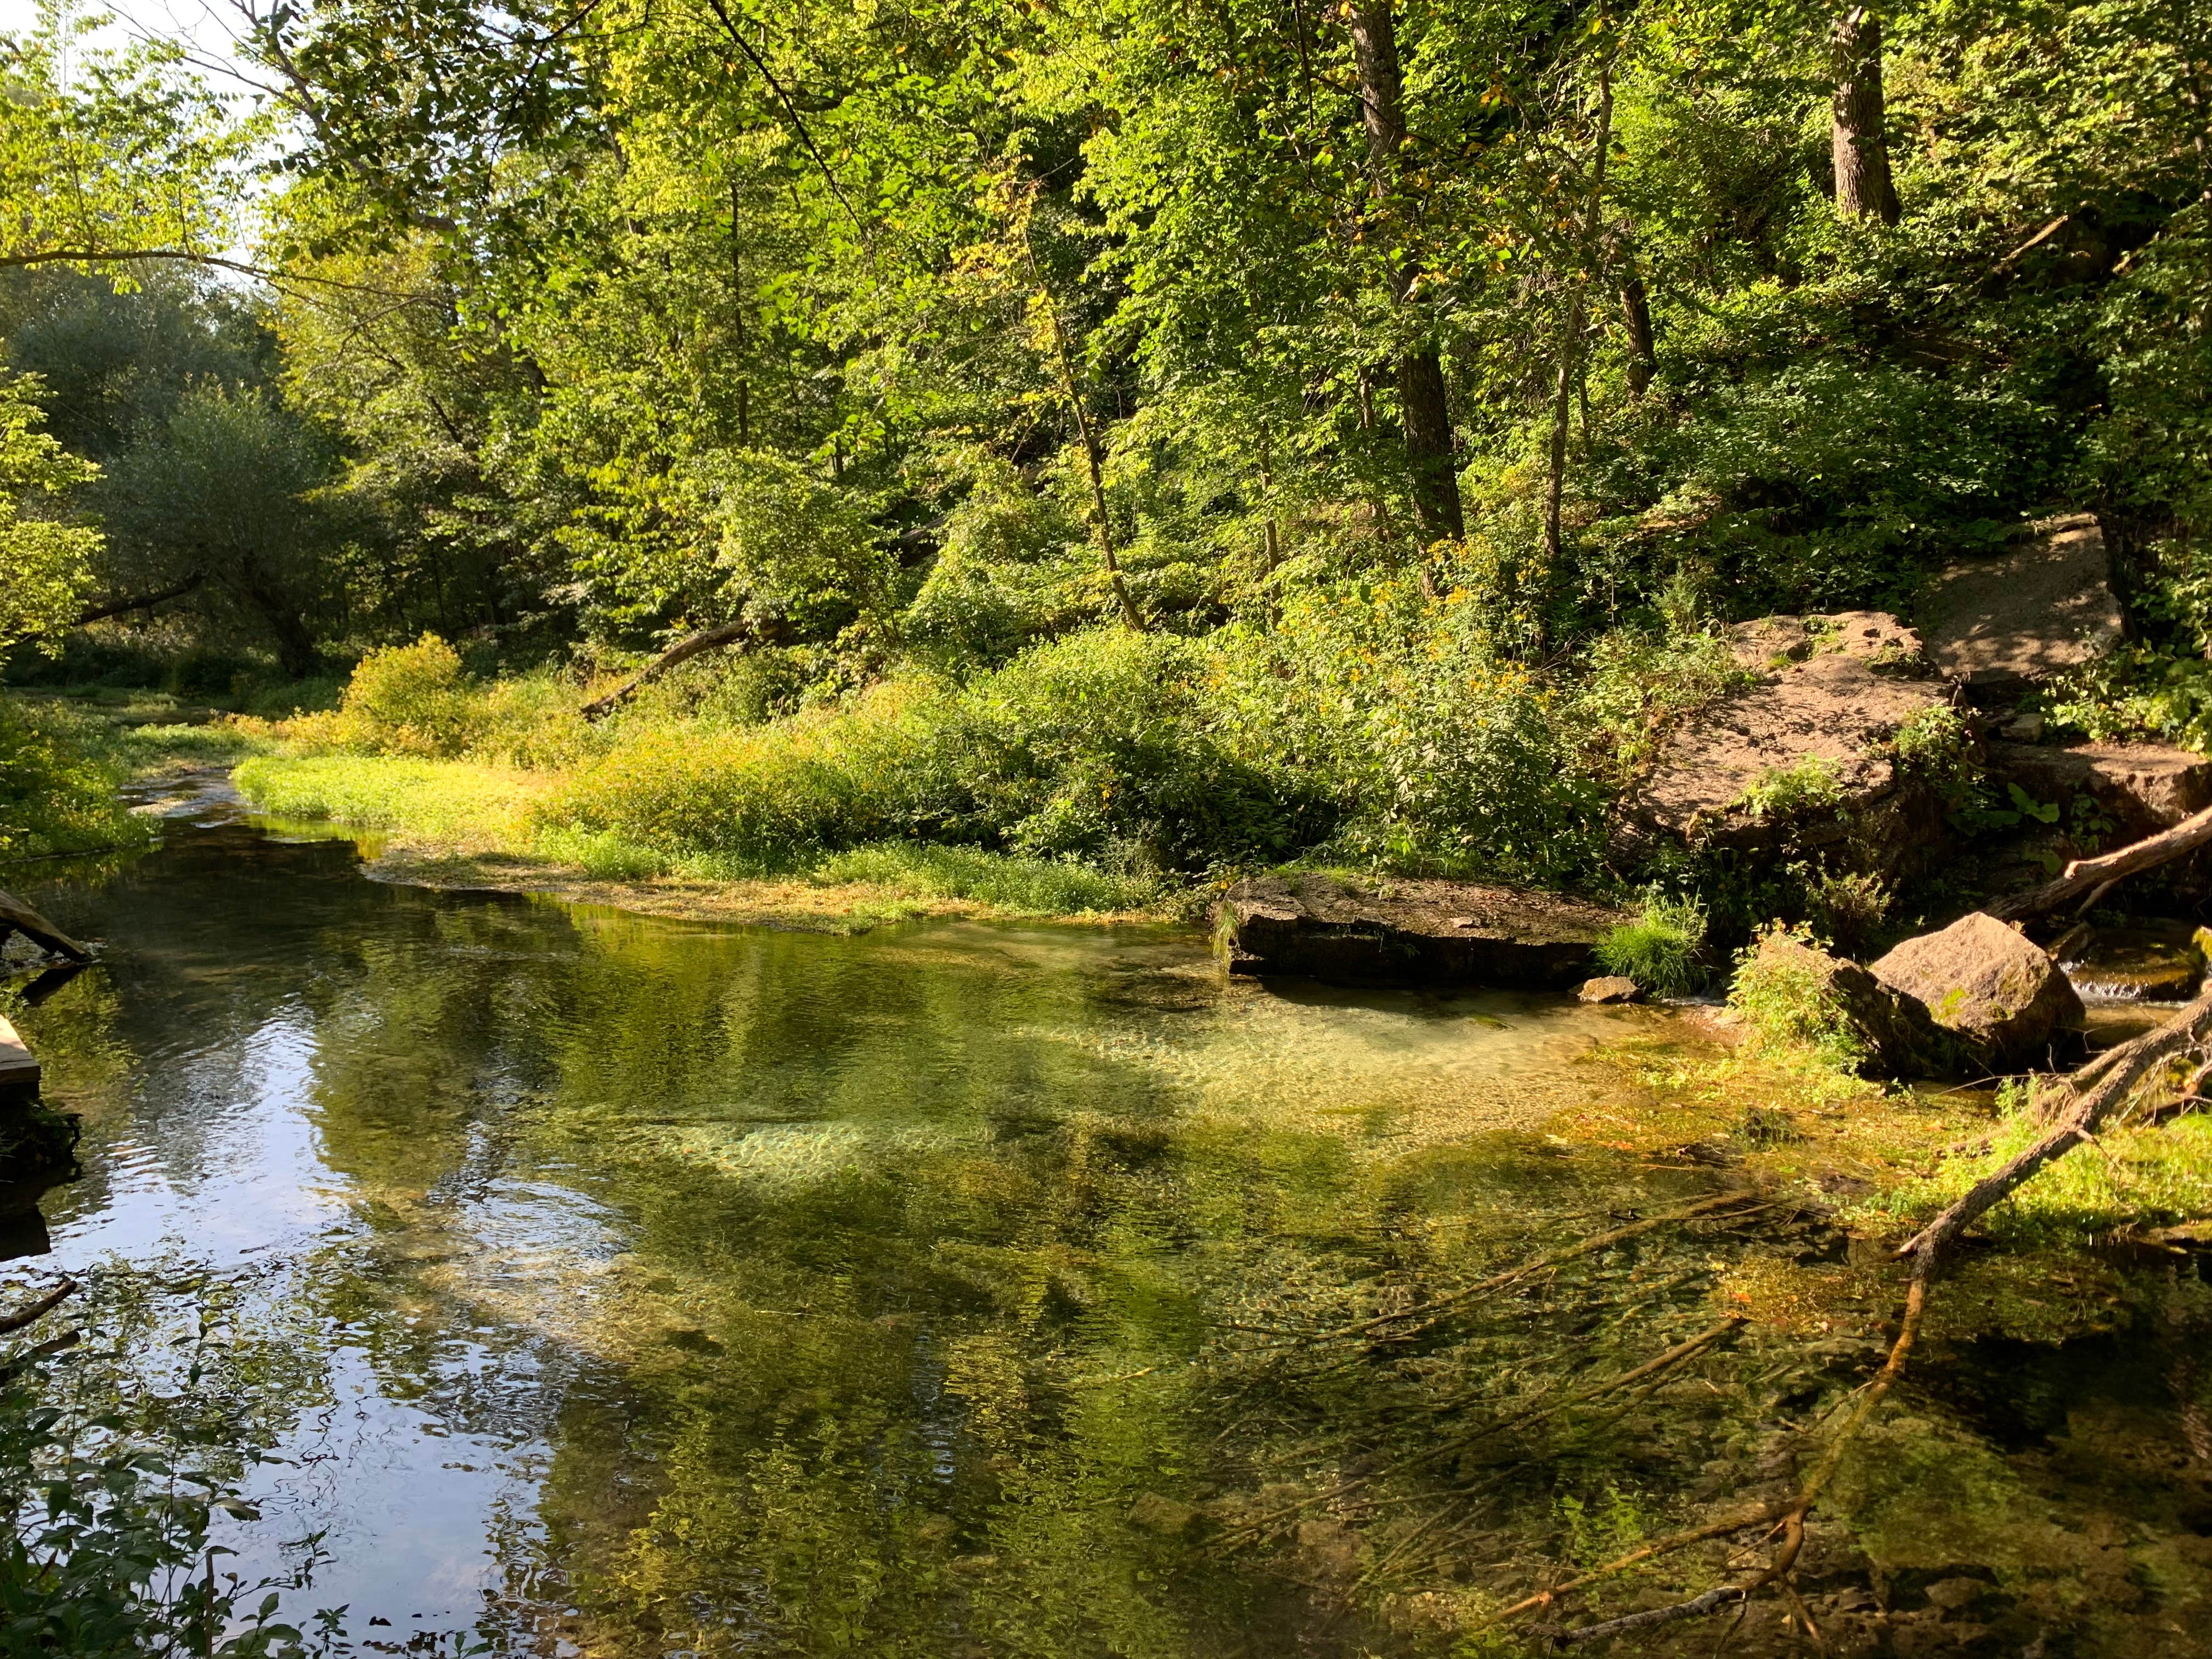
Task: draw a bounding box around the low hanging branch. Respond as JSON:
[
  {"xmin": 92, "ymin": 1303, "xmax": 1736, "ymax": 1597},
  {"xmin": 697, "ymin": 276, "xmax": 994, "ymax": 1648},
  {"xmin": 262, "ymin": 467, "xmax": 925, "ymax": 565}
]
[
  {"xmin": 580, "ymin": 621, "xmax": 760, "ymax": 720},
  {"xmin": 1989, "ymin": 800, "xmax": 2212, "ymax": 922}
]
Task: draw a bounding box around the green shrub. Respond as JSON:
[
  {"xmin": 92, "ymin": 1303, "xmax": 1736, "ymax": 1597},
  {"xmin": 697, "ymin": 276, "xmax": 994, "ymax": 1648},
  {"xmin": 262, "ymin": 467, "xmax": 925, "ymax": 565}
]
[
  {"xmin": 0, "ymin": 698, "xmax": 151, "ymax": 861},
  {"xmin": 1594, "ymin": 893, "xmax": 1708, "ymax": 994},
  {"xmin": 331, "ymin": 634, "xmax": 481, "ymax": 757},
  {"xmin": 1725, "ymin": 923, "xmax": 1868, "ymax": 1071}
]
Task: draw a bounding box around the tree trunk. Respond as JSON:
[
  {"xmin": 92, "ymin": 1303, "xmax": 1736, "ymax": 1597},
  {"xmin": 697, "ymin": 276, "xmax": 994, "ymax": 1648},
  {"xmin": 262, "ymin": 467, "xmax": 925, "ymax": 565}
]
[
  {"xmin": 1831, "ymin": 7, "xmax": 1900, "ymax": 224},
  {"xmin": 1348, "ymin": 0, "xmax": 1463, "ymax": 544},
  {"xmin": 242, "ymin": 580, "xmax": 319, "ymax": 679},
  {"xmin": 1616, "ymin": 240, "xmax": 1656, "ymax": 397},
  {"xmin": 1543, "ymin": 71, "xmax": 1615, "ymax": 584}
]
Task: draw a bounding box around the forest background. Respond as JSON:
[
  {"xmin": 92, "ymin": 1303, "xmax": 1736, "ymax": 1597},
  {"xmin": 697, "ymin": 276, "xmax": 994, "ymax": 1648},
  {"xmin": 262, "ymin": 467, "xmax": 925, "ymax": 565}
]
[{"xmin": 2, "ymin": 0, "xmax": 2210, "ymax": 924}]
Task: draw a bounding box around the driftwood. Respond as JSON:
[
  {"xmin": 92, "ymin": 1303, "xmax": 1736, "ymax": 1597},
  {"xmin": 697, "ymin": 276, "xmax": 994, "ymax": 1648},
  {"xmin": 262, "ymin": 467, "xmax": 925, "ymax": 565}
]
[
  {"xmin": 0, "ymin": 1279, "xmax": 76, "ymax": 1335},
  {"xmin": 0, "ymin": 890, "xmax": 90, "ymax": 961},
  {"xmin": 1990, "ymin": 801, "xmax": 2212, "ymax": 921},
  {"xmin": 580, "ymin": 620, "xmax": 758, "ymax": 720}
]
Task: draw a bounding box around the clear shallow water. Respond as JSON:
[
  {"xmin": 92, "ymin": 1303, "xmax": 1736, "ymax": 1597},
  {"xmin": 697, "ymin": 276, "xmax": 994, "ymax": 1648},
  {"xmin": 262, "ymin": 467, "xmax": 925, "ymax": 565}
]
[{"xmin": 2, "ymin": 798, "xmax": 1711, "ymax": 1654}]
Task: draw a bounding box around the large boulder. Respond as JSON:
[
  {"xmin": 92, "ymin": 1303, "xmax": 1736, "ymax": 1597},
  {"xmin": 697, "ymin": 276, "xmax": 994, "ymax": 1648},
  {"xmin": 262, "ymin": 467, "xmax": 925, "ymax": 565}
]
[
  {"xmin": 1214, "ymin": 873, "xmax": 1627, "ymax": 989},
  {"xmin": 1622, "ymin": 612, "xmax": 1957, "ymax": 873},
  {"xmin": 1917, "ymin": 514, "xmax": 2123, "ymax": 699},
  {"xmin": 1870, "ymin": 911, "xmax": 2084, "ymax": 1069},
  {"xmin": 1734, "ymin": 932, "xmax": 1969, "ymax": 1079}
]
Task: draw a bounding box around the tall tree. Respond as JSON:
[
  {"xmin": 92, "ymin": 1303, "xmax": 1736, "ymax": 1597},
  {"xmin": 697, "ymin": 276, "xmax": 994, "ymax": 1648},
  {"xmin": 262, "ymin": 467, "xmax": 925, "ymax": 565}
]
[
  {"xmin": 1830, "ymin": 5, "xmax": 1899, "ymax": 223},
  {"xmin": 1347, "ymin": 0, "xmax": 1464, "ymax": 544}
]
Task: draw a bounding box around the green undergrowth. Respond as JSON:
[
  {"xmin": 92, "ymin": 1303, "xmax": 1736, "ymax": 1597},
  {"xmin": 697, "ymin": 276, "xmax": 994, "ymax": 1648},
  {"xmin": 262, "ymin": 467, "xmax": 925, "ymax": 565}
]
[
  {"xmin": 0, "ymin": 697, "xmax": 154, "ymax": 862},
  {"xmin": 1853, "ymin": 1084, "xmax": 2212, "ymax": 1251},
  {"xmin": 1593, "ymin": 892, "xmax": 1709, "ymax": 994},
  {"xmin": 216, "ymin": 612, "xmax": 1764, "ymax": 918},
  {"xmin": 232, "ymin": 750, "xmax": 1166, "ymax": 918}
]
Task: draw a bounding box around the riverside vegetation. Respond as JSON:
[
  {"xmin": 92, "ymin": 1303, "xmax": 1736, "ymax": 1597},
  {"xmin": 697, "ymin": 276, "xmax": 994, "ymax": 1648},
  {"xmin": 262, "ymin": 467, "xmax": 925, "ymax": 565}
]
[{"xmin": 5, "ymin": 0, "xmax": 2212, "ymax": 1647}]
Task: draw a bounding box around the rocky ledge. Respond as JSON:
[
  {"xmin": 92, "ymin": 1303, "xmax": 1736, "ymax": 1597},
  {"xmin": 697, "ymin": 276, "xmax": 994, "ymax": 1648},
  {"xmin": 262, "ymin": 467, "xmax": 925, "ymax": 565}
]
[
  {"xmin": 1620, "ymin": 611, "xmax": 1956, "ymax": 872},
  {"xmin": 1213, "ymin": 873, "xmax": 1628, "ymax": 989}
]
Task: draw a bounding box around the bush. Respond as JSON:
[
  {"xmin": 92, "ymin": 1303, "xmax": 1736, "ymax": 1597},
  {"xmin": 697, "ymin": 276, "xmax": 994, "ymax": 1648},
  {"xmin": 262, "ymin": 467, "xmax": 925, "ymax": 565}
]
[
  {"xmin": 0, "ymin": 1279, "xmax": 328, "ymax": 1656},
  {"xmin": 1725, "ymin": 923, "xmax": 1869, "ymax": 1071},
  {"xmin": 1736, "ymin": 755, "xmax": 1843, "ymax": 822},
  {"xmin": 1594, "ymin": 893, "xmax": 1708, "ymax": 994},
  {"xmin": 329, "ymin": 634, "xmax": 481, "ymax": 757},
  {"xmin": 0, "ymin": 698, "xmax": 151, "ymax": 861}
]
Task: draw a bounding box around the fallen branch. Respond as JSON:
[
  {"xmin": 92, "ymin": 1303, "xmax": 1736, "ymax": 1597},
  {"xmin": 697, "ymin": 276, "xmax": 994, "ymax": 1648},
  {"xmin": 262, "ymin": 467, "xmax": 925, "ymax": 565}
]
[
  {"xmin": 1897, "ymin": 984, "xmax": 2212, "ymax": 1263},
  {"xmin": 1256, "ymin": 1189, "xmax": 1768, "ymax": 1353},
  {"xmin": 1489, "ymin": 1224, "xmax": 1938, "ymax": 1644},
  {"xmin": 75, "ymin": 572, "xmax": 206, "ymax": 626},
  {"xmin": 1218, "ymin": 1318, "xmax": 1748, "ymax": 1548},
  {"xmin": 1990, "ymin": 802, "xmax": 2212, "ymax": 922},
  {"xmin": 0, "ymin": 1279, "xmax": 76, "ymax": 1334},
  {"xmin": 580, "ymin": 621, "xmax": 758, "ymax": 720},
  {"xmin": 0, "ymin": 891, "xmax": 91, "ymax": 961}
]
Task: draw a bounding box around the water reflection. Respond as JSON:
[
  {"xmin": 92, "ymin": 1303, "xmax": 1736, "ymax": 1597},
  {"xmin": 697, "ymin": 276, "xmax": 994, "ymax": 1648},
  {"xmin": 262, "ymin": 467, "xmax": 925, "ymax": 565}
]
[{"xmin": 7, "ymin": 812, "xmax": 1706, "ymax": 1654}]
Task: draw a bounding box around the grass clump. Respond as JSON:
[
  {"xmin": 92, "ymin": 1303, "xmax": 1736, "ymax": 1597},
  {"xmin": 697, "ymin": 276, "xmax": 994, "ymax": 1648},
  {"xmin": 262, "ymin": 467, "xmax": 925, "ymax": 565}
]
[
  {"xmin": 1735, "ymin": 754, "xmax": 1844, "ymax": 822},
  {"xmin": 1853, "ymin": 1086, "xmax": 2212, "ymax": 1251},
  {"xmin": 1593, "ymin": 893, "xmax": 1708, "ymax": 994},
  {"xmin": 811, "ymin": 843, "xmax": 1158, "ymax": 915},
  {"xmin": 233, "ymin": 752, "xmax": 545, "ymax": 845}
]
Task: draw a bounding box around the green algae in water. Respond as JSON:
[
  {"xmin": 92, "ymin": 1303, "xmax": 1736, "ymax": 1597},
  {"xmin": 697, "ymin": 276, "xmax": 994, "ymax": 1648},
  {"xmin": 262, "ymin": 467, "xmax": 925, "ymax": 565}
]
[{"xmin": 10, "ymin": 811, "xmax": 2212, "ymax": 1657}]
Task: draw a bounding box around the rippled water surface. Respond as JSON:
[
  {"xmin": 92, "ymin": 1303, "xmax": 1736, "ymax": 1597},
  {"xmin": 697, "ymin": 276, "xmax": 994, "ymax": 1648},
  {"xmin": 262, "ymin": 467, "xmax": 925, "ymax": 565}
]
[{"xmin": 5, "ymin": 798, "xmax": 1707, "ymax": 1653}]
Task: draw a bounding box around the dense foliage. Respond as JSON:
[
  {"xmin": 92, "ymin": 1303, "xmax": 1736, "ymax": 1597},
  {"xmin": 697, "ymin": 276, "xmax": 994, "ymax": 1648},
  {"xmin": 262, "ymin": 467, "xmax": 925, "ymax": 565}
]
[{"xmin": 1, "ymin": 0, "xmax": 2209, "ymax": 884}]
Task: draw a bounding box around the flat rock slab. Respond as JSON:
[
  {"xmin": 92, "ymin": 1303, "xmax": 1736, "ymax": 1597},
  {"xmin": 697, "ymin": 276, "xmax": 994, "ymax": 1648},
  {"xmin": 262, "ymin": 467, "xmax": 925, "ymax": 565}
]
[
  {"xmin": 1627, "ymin": 611, "xmax": 1954, "ymax": 859},
  {"xmin": 0, "ymin": 1017, "xmax": 37, "ymax": 1102},
  {"xmin": 1919, "ymin": 514, "xmax": 2122, "ymax": 694},
  {"xmin": 1989, "ymin": 740, "xmax": 2212, "ymax": 838},
  {"xmin": 1214, "ymin": 874, "xmax": 1628, "ymax": 989}
]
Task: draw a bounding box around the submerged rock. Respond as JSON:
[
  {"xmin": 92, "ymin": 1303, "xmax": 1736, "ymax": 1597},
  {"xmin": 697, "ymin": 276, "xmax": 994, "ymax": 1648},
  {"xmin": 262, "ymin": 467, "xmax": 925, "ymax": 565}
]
[
  {"xmin": 1869, "ymin": 911, "xmax": 2084, "ymax": 1069},
  {"xmin": 1738, "ymin": 932, "xmax": 1969, "ymax": 1079},
  {"xmin": 1918, "ymin": 513, "xmax": 2123, "ymax": 697},
  {"xmin": 1213, "ymin": 873, "xmax": 1626, "ymax": 989},
  {"xmin": 1576, "ymin": 974, "xmax": 1643, "ymax": 1003},
  {"xmin": 1623, "ymin": 611, "xmax": 1956, "ymax": 873}
]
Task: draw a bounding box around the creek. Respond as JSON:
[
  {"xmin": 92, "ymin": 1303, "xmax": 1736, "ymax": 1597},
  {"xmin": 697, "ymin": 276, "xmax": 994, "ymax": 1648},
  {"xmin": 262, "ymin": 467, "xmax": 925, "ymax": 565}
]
[{"xmin": 5, "ymin": 786, "xmax": 2211, "ymax": 1656}]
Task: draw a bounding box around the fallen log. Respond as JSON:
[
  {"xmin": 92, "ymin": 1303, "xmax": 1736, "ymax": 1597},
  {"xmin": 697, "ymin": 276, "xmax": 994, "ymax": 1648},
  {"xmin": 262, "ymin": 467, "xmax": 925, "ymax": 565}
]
[
  {"xmin": 1989, "ymin": 800, "xmax": 2212, "ymax": 921},
  {"xmin": 580, "ymin": 620, "xmax": 758, "ymax": 720},
  {"xmin": 0, "ymin": 891, "xmax": 89, "ymax": 961}
]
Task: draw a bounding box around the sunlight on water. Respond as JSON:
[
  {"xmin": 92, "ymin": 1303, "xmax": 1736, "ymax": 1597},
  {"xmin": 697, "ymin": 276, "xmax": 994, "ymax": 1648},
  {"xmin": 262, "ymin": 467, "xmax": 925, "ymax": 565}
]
[{"xmin": 2, "ymin": 808, "xmax": 1712, "ymax": 1655}]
